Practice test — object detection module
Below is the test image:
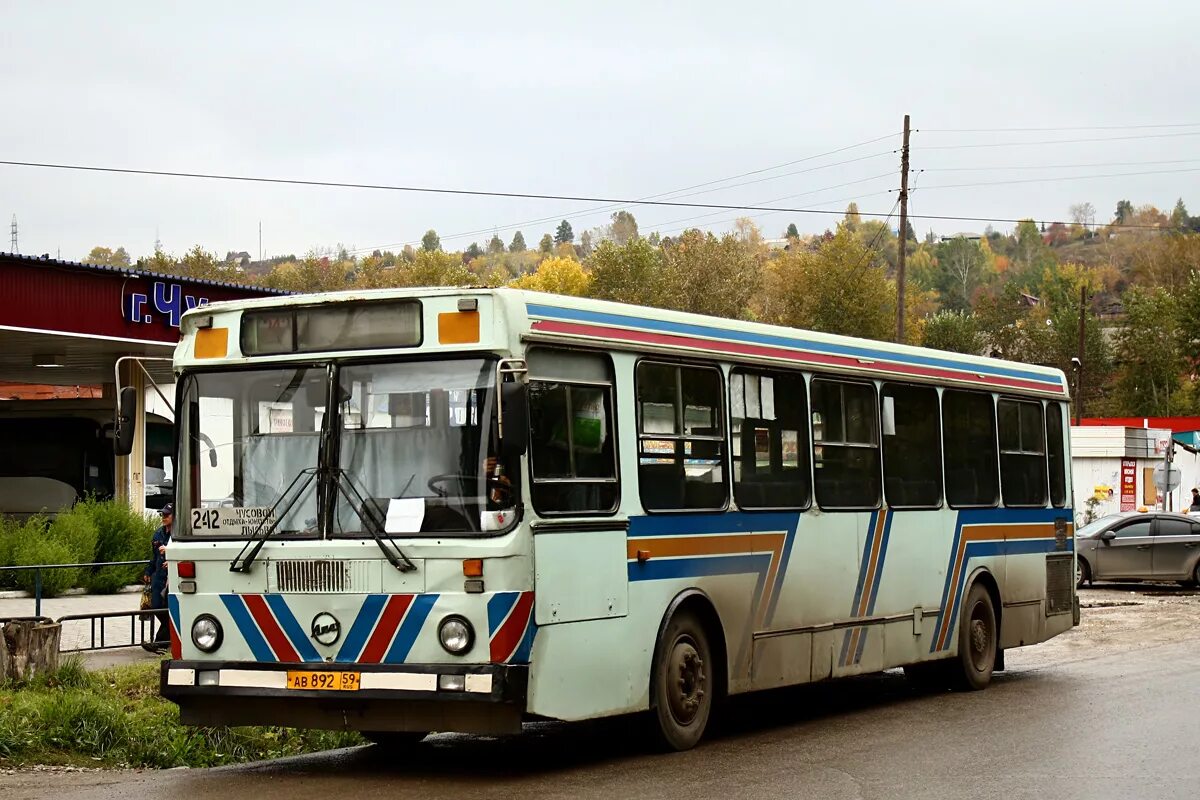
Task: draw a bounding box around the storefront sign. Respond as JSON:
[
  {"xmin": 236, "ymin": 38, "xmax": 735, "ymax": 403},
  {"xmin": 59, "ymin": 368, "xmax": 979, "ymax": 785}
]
[
  {"xmin": 124, "ymin": 281, "xmax": 210, "ymax": 329},
  {"xmin": 1120, "ymin": 458, "xmax": 1137, "ymax": 511}
]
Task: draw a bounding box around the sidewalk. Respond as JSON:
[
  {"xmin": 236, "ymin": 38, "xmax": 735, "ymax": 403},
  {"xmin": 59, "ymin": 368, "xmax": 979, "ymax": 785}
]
[{"xmin": 0, "ymin": 587, "xmax": 161, "ymax": 655}]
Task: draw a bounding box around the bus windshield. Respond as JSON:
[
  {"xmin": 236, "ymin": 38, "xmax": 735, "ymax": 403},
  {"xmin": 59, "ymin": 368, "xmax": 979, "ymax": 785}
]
[{"xmin": 177, "ymin": 357, "xmax": 516, "ymax": 539}]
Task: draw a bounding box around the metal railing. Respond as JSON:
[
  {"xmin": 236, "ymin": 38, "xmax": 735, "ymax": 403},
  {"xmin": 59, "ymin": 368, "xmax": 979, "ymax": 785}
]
[{"xmin": 0, "ymin": 560, "xmax": 145, "ymax": 617}]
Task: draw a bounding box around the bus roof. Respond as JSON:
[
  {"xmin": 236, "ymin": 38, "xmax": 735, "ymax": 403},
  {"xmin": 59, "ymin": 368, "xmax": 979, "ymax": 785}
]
[{"xmin": 179, "ymin": 286, "xmax": 1069, "ymax": 399}]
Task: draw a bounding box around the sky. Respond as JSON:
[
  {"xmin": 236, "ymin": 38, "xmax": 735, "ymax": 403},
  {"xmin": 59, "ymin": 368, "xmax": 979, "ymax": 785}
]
[{"xmin": 2, "ymin": 0, "xmax": 1198, "ymax": 263}]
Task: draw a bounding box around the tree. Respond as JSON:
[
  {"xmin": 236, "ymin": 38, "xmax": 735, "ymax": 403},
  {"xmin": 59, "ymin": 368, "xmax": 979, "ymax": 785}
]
[
  {"xmin": 509, "ymin": 231, "xmax": 526, "ymax": 252},
  {"xmin": 463, "ymin": 242, "xmax": 484, "ymax": 263},
  {"xmin": 921, "ymin": 310, "xmax": 984, "ymax": 354},
  {"xmin": 1069, "ymin": 201, "xmax": 1096, "ymax": 229},
  {"xmin": 1114, "ymin": 200, "xmax": 1134, "ymax": 225},
  {"xmin": 392, "ymin": 250, "xmax": 474, "ymax": 288},
  {"xmin": 1172, "ymin": 198, "xmax": 1190, "ymax": 229},
  {"xmin": 510, "ymin": 256, "xmax": 592, "ymax": 296},
  {"xmin": 759, "ymin": 227, "xmax": 895, "ymax": 340},
  {"xmin": 587, "ymin": 238, "xmax": 667, "ymax": 307},
  {"xmin": 487, "ymin": 234, "xmax": 505, "ymax": 254},
  {"xmin": 538, "ymin": 233, "xmax": 554, "ymax": 254},
  {"xmin": 934, "ymin": 236, "xmax": 991, "ymax": 311},
  {"xmin": 661, "ymin": 229, "xmax": 760, "ymax": 319},
  {"xmin": 785, "ymin": 223, "xmax": 800, "ymax": 239},
  {"xmin": 554, "ymin": 219, "xmax": 574, "ymax": 246},
  {"xmin": 85, "ymin": 246, "xmax": 131, "ymax": 267},
  {"xmin": 1114, "ymin": 287, "xmax": 1180, "ymax": 415},
  {"xmin": 608, "ymin": 211, "xmax": 638, "ymax": 245},
  {"xmin": 579, "ymin": 230, "xmax": 594, "ymax": 257},
  {"xmin": 420, "ymin": 230, "xmax": 441, "ymax": 252},
  {"xmin": 844, "ymin": 203, "xmax": 862, "ymax": 228}
]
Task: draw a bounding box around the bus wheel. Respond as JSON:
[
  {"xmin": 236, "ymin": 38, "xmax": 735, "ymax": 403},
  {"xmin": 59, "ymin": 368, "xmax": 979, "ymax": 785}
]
[
  {"xmin": 952, "ymin": 582, "xmax": 997, "ymax": 691},
  {"xmin": 362, "ymin": 731, "xmax": 427, "ymax": 747},
  {"xmin": 651, "ymin": 610, "xmax": 713, "ymax": 751}
]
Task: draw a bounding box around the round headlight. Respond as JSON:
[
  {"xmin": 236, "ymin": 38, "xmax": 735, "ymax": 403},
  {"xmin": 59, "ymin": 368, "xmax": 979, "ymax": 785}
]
[
  {"xmin": 438, "ymin": 616, "xmax": 474, "ymax": 655},
  {"xmin": 191, "ymin": 615, "xmax": 223, "ymax": 653}
]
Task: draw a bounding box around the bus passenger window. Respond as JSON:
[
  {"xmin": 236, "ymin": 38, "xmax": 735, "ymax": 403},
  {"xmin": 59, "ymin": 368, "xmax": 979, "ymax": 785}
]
[
  {"xmin": 881, "ymin": 384, "xmax": 941, "ymax": 508},
  {"xmin": 526, "ymin": 348, "xmax": 619, "ymax": 516},
  {"xmin": 730, "ymin": 369, "xmax": 810, "ymax": 509},
  {"xmin": 636, "ymin": 362, "xmax": 728, "ymax": 512},
  {"xmin": 810, "ymin": 378, "xmax": 880, "ymax": 510},
  {"xmin": 998, "ymin": 398, "xmax": 1047, "ymax": 507},
  {"xmin": 942, "ymin": 390, "xmax": 999, "ymax": 508},
  {"xmin": 1046, "ymin": 402, "xmax": 1067, "ymax": 508}
]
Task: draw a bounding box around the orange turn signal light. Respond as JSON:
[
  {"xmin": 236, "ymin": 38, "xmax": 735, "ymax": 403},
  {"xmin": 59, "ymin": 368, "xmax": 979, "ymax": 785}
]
[{"xmin": 462, "ymin": 559, "xmax": 484, "ymax": 578}]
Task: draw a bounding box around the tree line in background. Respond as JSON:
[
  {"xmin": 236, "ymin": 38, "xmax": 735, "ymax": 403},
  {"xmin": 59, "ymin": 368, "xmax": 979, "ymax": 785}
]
[{"xmin": 83, "ymin": 197, "xmax": 1200, "ymax": 419}]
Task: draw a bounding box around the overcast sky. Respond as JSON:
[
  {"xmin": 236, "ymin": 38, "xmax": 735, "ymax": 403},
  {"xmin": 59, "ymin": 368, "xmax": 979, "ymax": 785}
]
[{"xmin": 2, "ymin": 1, "xmax": 1198, "ymax": 263}]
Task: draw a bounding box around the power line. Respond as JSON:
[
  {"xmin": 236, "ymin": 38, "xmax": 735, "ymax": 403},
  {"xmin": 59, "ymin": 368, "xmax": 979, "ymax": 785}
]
[
  {"xmin": 903, "ymin": 166, "xmax": 1200, "ymax": 192},
  {"xmin": 0, "ymin": 157, "xmax": 1177, "ymax": 232},
  {"xmin": 920, "ymin": 157, "xmax": 1200, "ymax": 172},
  {"xmin": 654, "ymin": 190, "xmax": 897, "ymax": 238},
  {"xmin": 922, "ymin": 122, "xmax": 1200, "ymax": 133},
  {"xmin": 917, "ymin": 130, "xmax": 1200, "ymax": 150}
]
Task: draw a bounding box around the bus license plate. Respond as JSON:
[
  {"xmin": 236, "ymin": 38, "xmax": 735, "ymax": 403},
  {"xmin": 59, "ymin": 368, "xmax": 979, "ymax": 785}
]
[{"xmin": 286, "ymin": 670, "xmax": 361, "ymax": 691}]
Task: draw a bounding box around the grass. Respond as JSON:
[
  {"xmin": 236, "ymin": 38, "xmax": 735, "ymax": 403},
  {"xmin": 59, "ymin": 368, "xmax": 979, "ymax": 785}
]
[{"xmin": 0, "ymin": 656, "xmax": 364, "ymax": 768}]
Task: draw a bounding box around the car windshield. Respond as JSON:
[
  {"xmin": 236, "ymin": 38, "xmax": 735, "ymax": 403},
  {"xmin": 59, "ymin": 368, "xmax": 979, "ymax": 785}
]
[
  {"xmin": 175, "ymin": 358, "xmax": 516, "ymax": 538},
  {"xmin": 1077, "ymin": 514, "xmax": 1126, "ymax": 538}
]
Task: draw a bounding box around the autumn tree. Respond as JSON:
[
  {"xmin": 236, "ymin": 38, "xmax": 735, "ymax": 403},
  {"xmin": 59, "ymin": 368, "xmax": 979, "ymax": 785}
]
[
  {"xmin": 487, "ymin": 234, "xmax": 505, "ymax": 254},
  {"xmin": 509, "ymin": 231, "xmax": 526, "ymax": 252},
  {"xmin": 759, "ymin": 227, "xmax": 895, "ymax": 340},
  {"xmin": 921, "ymin": 310, "xmax": 984, "ymax": 354},
  {"xmin": 1114, "ymin": 200, "xmax": 1134, "ymax": 225},
  {"xmin": 85, "ymin": 246, "xmax": 131, "ymax": 267},
  {"xmin": 660, "ymin": 228, "xmax": 759, "ymax": 319},
  {"xmin": 934, "ymin": 236, "xmax": 991, "ymax": 311},
  {"xmin": 1114, "ymin": 287, "xmax": 1180, "ymax": 415},
  {"xmin": 463, "ymin": 242, "xmax": 484, "ymax": 263},
  {"xmin": 587, "ymin": 238, "xmax": 667, "ymax": 307},
  {"xmin": 510, "ymin": 256, "xmax": 592, "ymax": 296},
  {"xmin": 579, "ymin": 230, "xmax": 594, "ymax": 257},
  {"xmin": 1172, "ymin": 198, "xmax": 1190, "ymax": 229},
  {"xmin": 538, "ymin": 233, "xmax": 553, "ymax": 254},
  {"xmin": 421, "ymin": 230, "xmax": 441, "ymax": 252},
  {"xmin": 608, "ymin": 211, "xmax": 638, "ymax": 245},
  {"xmin": 785, "ymin": 223, "xmax": 799, "ymax": 239},
  {"xmin": 391, "ymin": 250, "xmax": 474, "ymax": 288},
  {"xmin": 554, "ymin": 220, "xmax": 574, "ymax": 245}
]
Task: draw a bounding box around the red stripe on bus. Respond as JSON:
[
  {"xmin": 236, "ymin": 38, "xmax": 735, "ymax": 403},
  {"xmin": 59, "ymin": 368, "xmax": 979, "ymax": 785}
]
[
  {"xmin": 491, "ymin": 592, "xmax": 534, "ymax": 663},
  {"xmin": 360, "ymin": 595, "xmax": 414, "ymax": 664},
  {"xmin": 532, "ymin": 320, "xmax": 1059, "ymax": 393},
  {"xmin": 243, "ymin": 594, "xmax": 301, "ymax": 663}
]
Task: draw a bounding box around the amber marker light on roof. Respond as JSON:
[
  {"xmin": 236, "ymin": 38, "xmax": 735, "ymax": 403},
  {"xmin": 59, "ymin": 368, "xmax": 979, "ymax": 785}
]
[
  {"xmin": 438, "ymin": 310, "xmax": 480, "ymax": 344},
  {"xmin": 195, "ymin": 327, "xmax": 229, "ymax": 358}
]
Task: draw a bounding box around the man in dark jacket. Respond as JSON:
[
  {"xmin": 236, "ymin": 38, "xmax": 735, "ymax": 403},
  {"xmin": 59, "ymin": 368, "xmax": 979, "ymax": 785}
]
[{"xmin": 142, "ymin": 503, "xmax": 173, "ymax": 652}]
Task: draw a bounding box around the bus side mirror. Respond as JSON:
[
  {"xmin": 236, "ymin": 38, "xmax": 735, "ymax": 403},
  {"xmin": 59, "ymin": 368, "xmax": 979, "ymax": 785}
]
[
  {"xmin": 114, "ymin": 386, "xmax": 138, "ymax": 456},
  {"xmin": 500, "ymin": 382, "xmax": 528, "ymax": 457}
]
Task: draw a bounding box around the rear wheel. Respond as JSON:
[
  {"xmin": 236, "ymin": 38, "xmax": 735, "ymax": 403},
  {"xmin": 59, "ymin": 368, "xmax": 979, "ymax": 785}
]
[
  {"xmin": 951, "ymin": 582, "xmax": 997, "ymax": 691},
  {"xmin": 1077, "ymin": 558, "xmax": 1091, "ymax": 589},
  {"xmin": 650, "ymin": 610, "xmax": 714, "ymax": 751}
]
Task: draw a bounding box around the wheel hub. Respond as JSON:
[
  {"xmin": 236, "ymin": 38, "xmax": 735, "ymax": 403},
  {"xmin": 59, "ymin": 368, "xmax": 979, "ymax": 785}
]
[{"xmin": 666, "ymin": 638, "xmax": 706, "ymax": 725}]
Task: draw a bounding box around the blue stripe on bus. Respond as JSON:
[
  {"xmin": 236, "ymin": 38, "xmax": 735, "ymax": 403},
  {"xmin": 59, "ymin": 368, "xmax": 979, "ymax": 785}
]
[
  {"xmin": 629, "ymin": 512, "xmax": 800, "ymax": 537},
  {"xmin": 336, "ymin": 594, "xmax": 387, "ymax": 662},
  {"xmin": 384, "ymin": 593, "xmax": 438, "ymax": 663},
  {"xmin": 167, "ymin": 593, "xmax": 181, "ymax": 636},
  {"xmin": 487, "ymin": 591, "xmax": 520, "ymax": 635},
  {"xmin": 512, "ymin": 616, "xmax": 536, "ymax": 664},
  {"xmin": 221, "ymin": 594, "xmax": 275, "ymax": 662},
  {"xmin": 263, "ymin": 594, "xmax": 322, "ymax": 662},
  {"xmin": 628, "ymin": 553, "xmax": 771, "ymax": 581},
  {"xmin": 526, "ymin": 303, "xmax": 1062, "ymax": 387}
]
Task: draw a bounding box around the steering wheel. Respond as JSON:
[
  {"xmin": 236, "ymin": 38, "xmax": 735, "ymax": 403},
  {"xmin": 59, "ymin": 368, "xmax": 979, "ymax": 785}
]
[{"xmin": 427, "ymin": 473, "xmax": 473, "ymax": 498}]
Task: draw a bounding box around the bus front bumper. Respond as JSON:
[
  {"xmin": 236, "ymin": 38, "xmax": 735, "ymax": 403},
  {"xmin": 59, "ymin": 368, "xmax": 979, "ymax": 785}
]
[{"xmin": 161, "ymin": 660, "xmax": 528, "ymax": 735}]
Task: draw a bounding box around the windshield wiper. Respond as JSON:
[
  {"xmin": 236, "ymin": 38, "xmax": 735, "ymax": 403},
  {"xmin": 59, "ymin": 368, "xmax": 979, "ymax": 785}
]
[
  {"xmin": 229, "ymin": 467, "xmax": 318, "ymax": 573},
  {"xmin": 333, "ymin": 468, "xmax": 417, "ymax": 572}
]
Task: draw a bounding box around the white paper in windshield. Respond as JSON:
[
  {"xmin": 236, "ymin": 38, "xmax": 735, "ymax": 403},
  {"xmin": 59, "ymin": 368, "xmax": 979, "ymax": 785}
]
[{"xmin": 385, "ymin": 498, "xmax": 426, "ymax": 534}]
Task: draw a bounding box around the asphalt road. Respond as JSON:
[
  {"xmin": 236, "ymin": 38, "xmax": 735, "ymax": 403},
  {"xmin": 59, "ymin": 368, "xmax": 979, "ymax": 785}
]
[{"xmin": 7, "ymin": 583, "xmax": 1200, "ymax": 800}]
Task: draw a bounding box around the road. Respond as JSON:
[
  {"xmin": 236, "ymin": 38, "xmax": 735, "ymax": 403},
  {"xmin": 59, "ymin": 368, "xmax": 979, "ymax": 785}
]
[{"xmin": 6, "ymin": 583, "xmax": 1200, "ymax": 800}]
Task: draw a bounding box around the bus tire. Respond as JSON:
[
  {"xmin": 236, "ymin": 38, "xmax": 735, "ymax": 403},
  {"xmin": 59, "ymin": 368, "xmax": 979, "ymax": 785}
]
[
  {"xmin": 951, "ymin": 582, "xmax": 997, "ymax": 691},
  {"xmin": 362, "ymin": 731, "xmax": 427, "ymax": 747},
  {"xmin": 650, "ymin": 610, "xmax": 713, "ymax": 751}
]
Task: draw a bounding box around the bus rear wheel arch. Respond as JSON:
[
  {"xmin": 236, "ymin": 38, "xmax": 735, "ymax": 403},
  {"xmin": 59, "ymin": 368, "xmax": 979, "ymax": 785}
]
[
  {"xmin": 951, "ymin": 579, "xmax": 998, "ymax": 691},
  {"xmin": 648, "ymin": 593, "xmax": 727, "ymax": 751}
]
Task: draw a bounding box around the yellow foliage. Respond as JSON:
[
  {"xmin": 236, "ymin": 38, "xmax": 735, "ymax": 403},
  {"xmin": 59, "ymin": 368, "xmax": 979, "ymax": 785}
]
[{"xmin": 510, "ymin": 256, "xmax": 592, "ymax": 297}]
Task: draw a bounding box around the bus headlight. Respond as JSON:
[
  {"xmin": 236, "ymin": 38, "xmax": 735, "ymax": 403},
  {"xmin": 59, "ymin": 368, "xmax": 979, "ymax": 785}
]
[
  {"xmin": 191, "ymin": 615, "xmax": 223, "ymax": 653},
  {"xmin": 438, "ymin": 616, "xmax": 474, "ymax": 655}
]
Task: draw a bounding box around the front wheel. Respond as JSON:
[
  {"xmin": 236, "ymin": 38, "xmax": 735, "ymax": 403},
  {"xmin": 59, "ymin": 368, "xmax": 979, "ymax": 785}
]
[
  {"xmin": 951, "ymin": 582, "xmax": 997, "ymax": 691},
  {"xmin": 650, "ymin": 611, "xmax": 714, "ymax": 751},
  {"xmin": 1077, "ymin": 558, "xmax": 1091, "ymax": 589}
]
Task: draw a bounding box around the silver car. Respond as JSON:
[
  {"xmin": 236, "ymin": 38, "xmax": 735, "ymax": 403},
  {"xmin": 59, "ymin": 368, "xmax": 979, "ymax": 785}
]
[{"xmin": 1076, "ymin": 512, "xmax": 1200, "ymax": 588}]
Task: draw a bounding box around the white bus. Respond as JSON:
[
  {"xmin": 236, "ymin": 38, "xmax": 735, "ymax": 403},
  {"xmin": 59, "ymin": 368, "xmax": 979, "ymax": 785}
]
[{"xmin": 152, "ymin": 287, "xmax": 1077, "ymax": 750}]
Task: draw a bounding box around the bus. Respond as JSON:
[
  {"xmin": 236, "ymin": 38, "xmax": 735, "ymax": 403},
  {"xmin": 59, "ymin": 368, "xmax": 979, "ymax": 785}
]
[{"xmin": 149, "ymin": 287, "xmax": 1077, "ymax": 750}]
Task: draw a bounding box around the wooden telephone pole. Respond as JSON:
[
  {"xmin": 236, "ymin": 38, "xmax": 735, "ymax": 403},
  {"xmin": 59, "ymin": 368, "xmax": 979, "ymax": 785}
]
[{"xmin": 896, "ymin": 115, "xmax": 911, "ymax": 343}]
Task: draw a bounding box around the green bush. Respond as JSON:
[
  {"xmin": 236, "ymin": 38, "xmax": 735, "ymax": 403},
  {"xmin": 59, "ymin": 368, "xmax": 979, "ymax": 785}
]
[
  {"xmin": 75, "ymin": 496, "xmax": 156, "ymax": 593},
  {"xmin": 10, "ymin": 534, "xmax": 78, "ymax": 597}
]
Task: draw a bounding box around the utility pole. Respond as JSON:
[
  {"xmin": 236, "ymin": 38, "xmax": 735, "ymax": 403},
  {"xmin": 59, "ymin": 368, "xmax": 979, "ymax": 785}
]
[
  {"xmin": 896, "ymin": 114, "xmax": 911, "ymax": 343},
  {"xmin": 1074, "ymin": 284, "xmax": 1086, "ymax": 425},
  {"xmin": 259, "ymin": 221, "xmax": 263, "ymax": 263},
  {"xmin": 9, "ymin": 214, "xmax": 17, "ymax": 254}
]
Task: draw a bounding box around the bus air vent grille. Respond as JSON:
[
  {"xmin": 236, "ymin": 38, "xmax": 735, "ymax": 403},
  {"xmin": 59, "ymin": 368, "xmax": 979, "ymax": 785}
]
[
  {"xmin": 1044, "ymin": 554, "xmax": 1073, "ymax": 616},
  {"xmin": 271, "ymin": 559, "xmax": 375, "ymax": 594}
]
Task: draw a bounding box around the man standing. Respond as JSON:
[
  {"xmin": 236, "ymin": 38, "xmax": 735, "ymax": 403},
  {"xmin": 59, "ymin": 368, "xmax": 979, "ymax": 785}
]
[{"xmin": 142, "ymin": 503, "xmax": 173, "ymax": 653}]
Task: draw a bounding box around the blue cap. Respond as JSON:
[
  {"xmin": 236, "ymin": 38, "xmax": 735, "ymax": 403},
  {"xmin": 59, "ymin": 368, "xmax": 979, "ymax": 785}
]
[{"xmin": 159, "ymin": 503, "xmax": 175, "ymax": 517}]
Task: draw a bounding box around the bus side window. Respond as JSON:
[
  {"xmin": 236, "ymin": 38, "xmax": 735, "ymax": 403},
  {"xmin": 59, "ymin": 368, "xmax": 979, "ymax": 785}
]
[
  {"xmin": 943, "ymin": 390, "xmax": 999, "ymax": 508},
  {"xmin": 810, "ymin": 378, "xmax": 880, "ymax": 510},
  {"xmin": 636, "ymin": 361, "xmax": 728, "ymax": 512},
  {"xmin": 1046, "ymin": 402, "xmax": 1067, "ymax": 508},
  {"xmin": 881, "ymin": 383, "xmax": 942, "ymax": 509},
  {"xmin": 998, "ymin": 398, "xmax": 1047, "ymax": 507},
  {"xmin": 526, "ymin": 348, "xmax": 619, "ymax": 516},
  {"xmin": 730, "ymin": 369, "xmax": 810, "ymax": 510}
]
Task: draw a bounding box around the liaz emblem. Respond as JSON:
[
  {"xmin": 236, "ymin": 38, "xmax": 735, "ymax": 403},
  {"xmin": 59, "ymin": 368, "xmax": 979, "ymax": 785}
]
[{"xmin": 310, "ymin": 612, "xmax": 341, "ymax": 645}]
